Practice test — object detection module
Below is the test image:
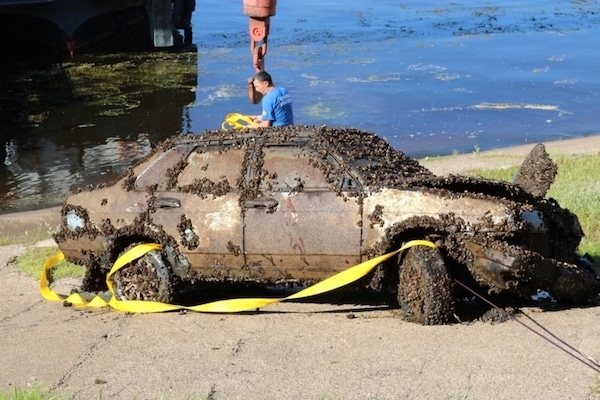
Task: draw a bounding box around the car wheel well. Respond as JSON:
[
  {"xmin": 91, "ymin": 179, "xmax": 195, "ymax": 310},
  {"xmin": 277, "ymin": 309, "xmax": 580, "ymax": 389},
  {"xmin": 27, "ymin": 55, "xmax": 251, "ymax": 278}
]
[
  {"xmin": 364, "ymin": 226, "xmax": 445, "ymax": 295},
  {"xmin": 373, "ymin": 213, "xmax": 472, "ymax": 286},
  {"xmin": 109, "ymin": 234, "xmax": 158, "ymax": 263},
  {"xmin": 108, "ymin": 231, "xmax": 192, "ymax": 283},
  {"xmin": 387, "ymin": 229, "xmax": 444, "ymax": 250},
  {"xmin": 80, "ymin": 233, "xmax": 172, "ymax": 295}
]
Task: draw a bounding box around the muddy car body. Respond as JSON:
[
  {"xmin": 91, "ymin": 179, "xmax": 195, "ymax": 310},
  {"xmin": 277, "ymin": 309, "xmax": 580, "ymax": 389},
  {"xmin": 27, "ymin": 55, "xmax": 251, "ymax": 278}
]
[{"xmin": 54, "ymin": 126, "xmax": 599, "ymax": 324}]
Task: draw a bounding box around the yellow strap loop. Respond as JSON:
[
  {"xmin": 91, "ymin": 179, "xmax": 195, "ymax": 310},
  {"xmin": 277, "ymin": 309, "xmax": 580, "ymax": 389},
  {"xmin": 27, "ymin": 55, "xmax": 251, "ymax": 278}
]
[
  {"xmin": 39, "ymin": 252, "xmax": 66, "ymax": 302},
  {"xmin": 105, "ymin": 243, "xmax": 162, "ymax": 296},
  {"xmin": 221, "ymin": 112, "xmax": 259, "ymax": 130},
  {"xmin": 40, "ymin": 240, "xmax": 436, "ymax": 313}
]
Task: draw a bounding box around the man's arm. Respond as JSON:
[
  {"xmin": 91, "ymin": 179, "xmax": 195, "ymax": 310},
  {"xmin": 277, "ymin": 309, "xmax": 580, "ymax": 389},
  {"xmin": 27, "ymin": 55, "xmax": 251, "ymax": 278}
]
[{"xmin": 250, "ymin": 115, "xmax": 273, "ymax": 128}]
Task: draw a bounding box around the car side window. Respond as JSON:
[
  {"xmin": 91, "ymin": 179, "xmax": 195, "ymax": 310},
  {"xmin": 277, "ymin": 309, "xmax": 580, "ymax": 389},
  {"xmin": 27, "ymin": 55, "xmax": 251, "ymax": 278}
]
[
  {"xmin": 135, "ymin": 147, "xmax": 187, "ymax": 191},
  {"xmin": 177, "ymin": 146, "xmax": 244, "ymax": 193},
  {"xmin": 260, "ymin": 146, "xmax": 334, "ymax": 192}
]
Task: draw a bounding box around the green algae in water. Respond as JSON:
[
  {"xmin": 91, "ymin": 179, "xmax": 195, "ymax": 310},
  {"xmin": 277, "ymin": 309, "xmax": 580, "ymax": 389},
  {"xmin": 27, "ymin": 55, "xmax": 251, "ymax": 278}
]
[{"xmin": 64, "ymin": 51, "xmax": 197, "ymax": 117}]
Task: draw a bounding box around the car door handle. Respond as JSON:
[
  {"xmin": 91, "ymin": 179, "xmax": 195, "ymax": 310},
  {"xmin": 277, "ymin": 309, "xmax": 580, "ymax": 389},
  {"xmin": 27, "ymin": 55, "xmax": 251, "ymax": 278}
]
[
  {"xmin": 155, "ymin": 197, "xmax": 181, "ymax": 208},
  {"xmin": 244, "ymin": 197, "xmax": 278, "ymax": 209}
]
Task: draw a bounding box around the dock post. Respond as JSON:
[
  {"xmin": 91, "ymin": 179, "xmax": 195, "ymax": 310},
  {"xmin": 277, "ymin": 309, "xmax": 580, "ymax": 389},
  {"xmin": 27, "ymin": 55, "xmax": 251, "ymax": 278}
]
[{"xmin": 148, "ymin": 0, "xmax": 174, "ymax": 47}]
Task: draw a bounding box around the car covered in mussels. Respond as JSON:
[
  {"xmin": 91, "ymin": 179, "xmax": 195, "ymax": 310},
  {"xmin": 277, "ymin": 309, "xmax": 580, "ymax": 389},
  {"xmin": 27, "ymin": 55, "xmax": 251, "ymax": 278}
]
[{"xmin": 53, "ymin": 126, "xmax": 599, "ymax": 324}]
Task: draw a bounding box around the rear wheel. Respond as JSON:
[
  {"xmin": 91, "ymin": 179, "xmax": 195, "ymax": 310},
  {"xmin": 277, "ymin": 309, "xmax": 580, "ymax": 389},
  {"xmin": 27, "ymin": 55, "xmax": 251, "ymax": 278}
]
[
  {"xmin": 111, "ymin": 247, "xmax": 174, "ymax": 303},
  {"xmin": 398, "ymin": 246, "xmax": 453, "ymax": 325}
]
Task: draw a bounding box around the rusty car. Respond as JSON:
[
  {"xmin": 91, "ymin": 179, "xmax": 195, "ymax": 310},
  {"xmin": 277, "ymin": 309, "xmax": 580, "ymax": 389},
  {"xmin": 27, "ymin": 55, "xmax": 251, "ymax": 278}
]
[{"xmin": 53, "ymin": 126, "xmax": 599, "ymax": 324}]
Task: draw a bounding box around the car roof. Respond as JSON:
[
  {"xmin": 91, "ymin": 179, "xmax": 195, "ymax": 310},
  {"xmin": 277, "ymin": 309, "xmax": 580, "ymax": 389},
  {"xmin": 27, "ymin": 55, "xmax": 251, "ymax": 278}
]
[
  {"xmin": 163, "ymin": 125, "xmax": 434, "ymax": 188},
  {"xmin": 135, "ymin": 126, "xmax": 534, "ymax": 203}
]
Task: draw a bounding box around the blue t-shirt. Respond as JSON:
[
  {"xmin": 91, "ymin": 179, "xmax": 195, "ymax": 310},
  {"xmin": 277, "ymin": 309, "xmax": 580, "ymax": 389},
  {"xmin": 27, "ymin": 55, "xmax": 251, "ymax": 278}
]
[{"xmin": 261, "ymin": 87, "xmax": 294, "ymax": 127}]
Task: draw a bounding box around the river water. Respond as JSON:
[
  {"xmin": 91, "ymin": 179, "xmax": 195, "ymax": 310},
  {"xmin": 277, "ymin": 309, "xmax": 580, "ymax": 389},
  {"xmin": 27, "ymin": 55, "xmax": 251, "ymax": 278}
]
[{"xmin": 1, "ymin": 0, "xmax": 599, "ymax": 213}]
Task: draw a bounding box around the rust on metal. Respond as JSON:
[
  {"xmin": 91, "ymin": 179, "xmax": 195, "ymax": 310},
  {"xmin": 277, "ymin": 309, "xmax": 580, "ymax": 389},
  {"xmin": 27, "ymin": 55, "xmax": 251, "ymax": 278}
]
[
  {"xmin": 243, "ymin": 0, "xmax": 277, "ymax": 18},
  {"xmin": 52, "ymin": 126, "xmax": 600, "ymax": 324}
]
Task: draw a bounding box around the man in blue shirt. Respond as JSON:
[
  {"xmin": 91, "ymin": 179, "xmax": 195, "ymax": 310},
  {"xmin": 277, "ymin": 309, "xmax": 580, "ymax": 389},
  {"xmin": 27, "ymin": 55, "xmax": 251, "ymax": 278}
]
[{"xmin": 250, "ymin": 71, "xmax": 294, "ymax": 127}]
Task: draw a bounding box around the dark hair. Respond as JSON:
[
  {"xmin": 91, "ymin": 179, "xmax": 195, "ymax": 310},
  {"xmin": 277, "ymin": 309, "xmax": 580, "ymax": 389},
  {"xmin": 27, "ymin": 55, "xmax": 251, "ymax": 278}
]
[{"xmin": 254, "ymin": 71, "xmax": 273, "ymax": 85}]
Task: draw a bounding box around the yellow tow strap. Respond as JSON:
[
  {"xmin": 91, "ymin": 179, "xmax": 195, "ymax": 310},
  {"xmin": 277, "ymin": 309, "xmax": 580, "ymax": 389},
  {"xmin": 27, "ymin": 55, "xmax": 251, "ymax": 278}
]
[
  {"xmin": 40, "ymin": 240, "xmax": 436, "ymax": 313},
  {"xmin": 221, "ymin": 112, "xmax": 259, "ymax": 130}
]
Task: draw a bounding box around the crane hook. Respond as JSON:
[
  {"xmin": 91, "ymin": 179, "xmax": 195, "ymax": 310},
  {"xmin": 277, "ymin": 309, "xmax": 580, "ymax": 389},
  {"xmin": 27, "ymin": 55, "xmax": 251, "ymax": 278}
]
[{"xmin": 244, "ymin": 0, "xmax": 277, "ymax": 103}]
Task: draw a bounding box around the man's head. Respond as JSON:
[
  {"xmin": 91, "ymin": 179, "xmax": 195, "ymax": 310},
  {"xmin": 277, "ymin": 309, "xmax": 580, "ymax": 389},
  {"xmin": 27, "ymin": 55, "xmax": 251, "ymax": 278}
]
[{"xmin": 253, "ymin": 71, "xmax": 274, "ymax": 95}]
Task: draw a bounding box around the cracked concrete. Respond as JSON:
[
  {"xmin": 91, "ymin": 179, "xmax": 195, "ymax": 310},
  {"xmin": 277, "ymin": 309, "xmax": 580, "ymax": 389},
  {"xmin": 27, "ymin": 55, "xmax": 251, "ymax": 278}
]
[{"xmin": 1, "ymin": 244, "xmax": 600, "ymax": 399}]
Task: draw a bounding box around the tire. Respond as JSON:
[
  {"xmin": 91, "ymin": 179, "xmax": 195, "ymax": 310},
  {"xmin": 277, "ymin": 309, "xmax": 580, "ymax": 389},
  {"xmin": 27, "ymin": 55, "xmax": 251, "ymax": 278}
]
[
  {"xmin": 397, "ymin": 246, "xmax": 453, "ymax": 325},
  {"xmin": 111, "ymin": 247, "xmax": 174, "ymax": 303}
]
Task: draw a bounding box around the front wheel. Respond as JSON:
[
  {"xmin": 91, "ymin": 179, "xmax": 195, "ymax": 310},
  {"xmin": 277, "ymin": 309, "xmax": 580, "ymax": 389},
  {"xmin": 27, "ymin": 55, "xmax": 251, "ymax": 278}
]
[
  {"xmin": 111, "ymin": 246, "xmax": 175, "ymax": 303},
  {"xmin": 398, "ymin": 246, "xmax": 454, "ymax": 325}
]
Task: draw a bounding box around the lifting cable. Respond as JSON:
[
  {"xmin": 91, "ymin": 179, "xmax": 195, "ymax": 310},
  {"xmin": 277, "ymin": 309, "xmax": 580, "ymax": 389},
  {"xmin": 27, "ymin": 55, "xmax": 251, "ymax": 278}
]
[{"xmin": 453, "ymin": 278, "xmax": 600, "ymax": 374}]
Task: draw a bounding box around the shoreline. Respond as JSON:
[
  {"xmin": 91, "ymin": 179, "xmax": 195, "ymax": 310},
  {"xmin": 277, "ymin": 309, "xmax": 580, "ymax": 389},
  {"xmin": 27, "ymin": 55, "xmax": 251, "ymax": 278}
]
[{"xmin": 419, "ymin": 133, "xmax": 600, "ymax": 175}]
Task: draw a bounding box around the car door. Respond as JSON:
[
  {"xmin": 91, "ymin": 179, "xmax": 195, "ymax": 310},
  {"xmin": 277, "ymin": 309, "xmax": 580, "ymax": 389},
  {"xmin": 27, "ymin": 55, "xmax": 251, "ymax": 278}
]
[
  {"xmin": 243, "ymin": 144, "xmax": 362, "ymax": 282},
  {"xmin": 146, "ymin": 143, "xmax": 246, "ymax": 276}
]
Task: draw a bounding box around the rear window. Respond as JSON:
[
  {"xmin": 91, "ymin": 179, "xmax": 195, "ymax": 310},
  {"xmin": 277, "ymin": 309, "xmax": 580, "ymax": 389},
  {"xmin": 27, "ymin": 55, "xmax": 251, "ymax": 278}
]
[{"xmin": 177, "ymin": 147, "xmax": 244, "ymax": 193}]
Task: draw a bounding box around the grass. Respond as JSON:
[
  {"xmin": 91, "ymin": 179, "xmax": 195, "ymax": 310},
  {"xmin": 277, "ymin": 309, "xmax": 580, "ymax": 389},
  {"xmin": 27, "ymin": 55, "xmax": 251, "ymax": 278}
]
[
  {"xmin": 0, "ymin": 385, "xmax": 73, "ymax": 400},
  {"xmin": 468, "ymin": 152, "xmax": 600, "ymax": 265},
  {"xmin": 17, "ymin": 246, "xmax": 85, "ymax": 281}
]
